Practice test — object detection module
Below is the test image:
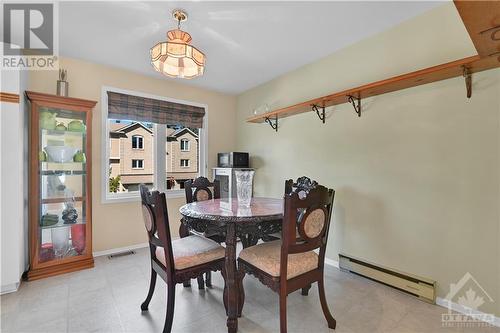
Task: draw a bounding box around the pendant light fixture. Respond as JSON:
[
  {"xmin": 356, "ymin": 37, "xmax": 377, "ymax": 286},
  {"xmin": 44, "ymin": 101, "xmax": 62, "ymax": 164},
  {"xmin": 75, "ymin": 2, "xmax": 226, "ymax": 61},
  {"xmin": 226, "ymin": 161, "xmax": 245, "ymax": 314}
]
[{"xmin": 151, "ymin": 9, "xmax": 205, "ymax": 79}]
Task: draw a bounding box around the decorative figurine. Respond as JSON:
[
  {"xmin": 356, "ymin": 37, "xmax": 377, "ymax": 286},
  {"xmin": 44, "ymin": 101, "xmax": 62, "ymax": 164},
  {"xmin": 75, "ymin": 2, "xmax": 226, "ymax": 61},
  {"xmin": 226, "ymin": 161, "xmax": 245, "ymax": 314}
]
[
  {"xmin": 62, "ymin": 189, "xmax": 78, "ymax": 224},
  {"xmin": 56, "ymin": 69, "xmax": 69, "ymax": 97}
]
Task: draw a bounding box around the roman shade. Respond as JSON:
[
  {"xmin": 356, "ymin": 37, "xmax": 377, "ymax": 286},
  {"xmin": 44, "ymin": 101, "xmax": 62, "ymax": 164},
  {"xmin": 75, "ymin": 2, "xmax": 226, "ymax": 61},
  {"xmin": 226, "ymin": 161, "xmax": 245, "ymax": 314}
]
[{"xmin": 107, "ymin": 91, "xmax": 205, "ymax": 128}]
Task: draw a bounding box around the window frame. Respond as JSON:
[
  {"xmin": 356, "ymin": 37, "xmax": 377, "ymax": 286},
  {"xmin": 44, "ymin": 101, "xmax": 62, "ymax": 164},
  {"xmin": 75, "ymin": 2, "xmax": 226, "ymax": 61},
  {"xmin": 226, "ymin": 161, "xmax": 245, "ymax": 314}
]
[
  {"xmin": 180, "ymin": 159, "xmax": 190, "ymax": 168},
  {"xmin": 101, "ymin": 86, "xmax": 208, "ymax": 203},
  {"xmin": 180, "ymin": 138, "xmax": 190, "ymax": 152},
  {"xmin": 131, "ymin": 135, "xmax": 144, "ymax": 150},
  {"xmin": 131, "ymin": 159, "xmax": 144, "ymax": 169}
]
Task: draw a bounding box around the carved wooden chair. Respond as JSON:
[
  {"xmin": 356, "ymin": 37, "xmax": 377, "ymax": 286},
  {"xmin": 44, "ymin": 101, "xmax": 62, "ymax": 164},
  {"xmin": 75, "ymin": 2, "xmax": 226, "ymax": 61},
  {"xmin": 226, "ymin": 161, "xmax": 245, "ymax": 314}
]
[
  {"xmin": 273, "ymin": 176, "xmax": 319, "ymax": 296},
  {"xmin": 139, "ymin": 185, "xmax": 226, "ymax": 333},
  {"xmin": 237, "ymin": 179, "xmax": 336, "ymax": 333},
  {"xmin": 180, "ymin": 176, "xmax": 223, "ymax": 289}
]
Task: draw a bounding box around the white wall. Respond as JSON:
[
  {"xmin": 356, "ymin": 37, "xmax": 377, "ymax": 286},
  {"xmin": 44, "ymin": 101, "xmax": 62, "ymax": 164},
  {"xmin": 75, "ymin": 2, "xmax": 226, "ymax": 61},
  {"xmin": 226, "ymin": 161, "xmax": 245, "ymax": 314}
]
[{"xmin": 0, "ymin": 65, "xmax": 28, "ymax": 294}]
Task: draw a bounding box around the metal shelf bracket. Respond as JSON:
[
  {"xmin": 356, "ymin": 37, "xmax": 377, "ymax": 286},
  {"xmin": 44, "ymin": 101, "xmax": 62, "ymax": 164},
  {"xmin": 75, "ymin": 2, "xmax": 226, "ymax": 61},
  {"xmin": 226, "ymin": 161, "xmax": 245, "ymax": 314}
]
[
  {"xmin": 264, "ymin": 115, "xmax": 278, "ymax": 132},
  {"xmin": 311, "ymin": 104, "xmax": 326, "ymax": 123},
  {"xmin": 347, "ymin": 95, "xmax": 361, "ymax": 117},
  {"xmin": 462, "ymin": 66, "xmax": 472, "ymax": 98}
]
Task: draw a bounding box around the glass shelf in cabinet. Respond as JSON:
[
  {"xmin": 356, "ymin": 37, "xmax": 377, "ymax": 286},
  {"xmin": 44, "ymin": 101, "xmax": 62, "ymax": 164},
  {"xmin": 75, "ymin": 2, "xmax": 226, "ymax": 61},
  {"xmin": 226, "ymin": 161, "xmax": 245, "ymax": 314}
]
[
  {"xmin": 41, "ymin": 129, "xmax": 86, "ymax": 137},
  {"xmin": 40, "ymin": 170, "xmax": 86, "ymax": 176},
  {"xmin": 40, "ymin": 162, "xmax": 86, "ymax": 175},
  {"xmin": 41, "ymin": 196, "xmax": 84, "ymax": 204},
  {"xmin": 39, "ymin": 219, "xmax": 86, "ymax": 230}
]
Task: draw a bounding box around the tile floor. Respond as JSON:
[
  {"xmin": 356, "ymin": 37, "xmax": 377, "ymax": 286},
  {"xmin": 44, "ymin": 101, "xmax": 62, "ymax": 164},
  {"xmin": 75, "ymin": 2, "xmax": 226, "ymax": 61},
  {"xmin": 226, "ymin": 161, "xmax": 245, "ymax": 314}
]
[{"xmin": 1, "ymin": 247, "xmax": 499, "ymax": 333}]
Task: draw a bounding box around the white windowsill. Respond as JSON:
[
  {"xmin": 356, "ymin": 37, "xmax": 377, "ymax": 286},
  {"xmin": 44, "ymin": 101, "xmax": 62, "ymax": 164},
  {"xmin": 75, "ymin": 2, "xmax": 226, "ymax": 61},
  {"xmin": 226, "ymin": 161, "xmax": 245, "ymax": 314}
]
[{"xmin": 102, "ymin": 189, "xmax": 185, "ymax": 204}]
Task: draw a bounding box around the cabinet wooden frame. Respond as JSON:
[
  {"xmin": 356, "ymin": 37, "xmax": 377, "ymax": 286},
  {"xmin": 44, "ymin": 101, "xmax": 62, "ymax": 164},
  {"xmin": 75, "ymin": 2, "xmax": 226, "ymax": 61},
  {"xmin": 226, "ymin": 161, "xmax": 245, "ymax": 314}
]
[{"xmin": 26, "ymin": 91, "xmax": 97, "ymax": 280}]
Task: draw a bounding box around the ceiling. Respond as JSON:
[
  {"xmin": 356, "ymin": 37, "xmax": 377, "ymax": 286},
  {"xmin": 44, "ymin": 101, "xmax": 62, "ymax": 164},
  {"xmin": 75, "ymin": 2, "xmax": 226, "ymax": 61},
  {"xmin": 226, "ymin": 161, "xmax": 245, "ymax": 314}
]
[{"xmin": 59, "ymin": 1, "xmax": 443, "ymax": 94}]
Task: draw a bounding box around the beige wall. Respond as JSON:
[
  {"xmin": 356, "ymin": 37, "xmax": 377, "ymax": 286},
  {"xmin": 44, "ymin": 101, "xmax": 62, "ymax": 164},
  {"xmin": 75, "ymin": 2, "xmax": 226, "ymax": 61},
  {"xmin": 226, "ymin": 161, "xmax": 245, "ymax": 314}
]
[
  {"xmin": 236, "ymin": 4, "xmax": 500, "ymax": 316},
  {"xmin": 28, "ymin": 57, "xmax": 237, "ymax": 252},
  {"xmin": 120, "ymin": 126, "xmax": 153, "ymax": 175}
]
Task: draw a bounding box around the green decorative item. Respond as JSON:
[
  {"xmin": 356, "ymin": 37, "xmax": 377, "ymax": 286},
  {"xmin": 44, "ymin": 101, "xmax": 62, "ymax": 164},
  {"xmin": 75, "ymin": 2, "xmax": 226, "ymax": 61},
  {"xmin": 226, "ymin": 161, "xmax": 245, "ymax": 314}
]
[
  {"xmin": 39, "ymin": 150, "xmax": 47, "ymax": 162},
  {"xmin": 68, "ymin": 120, "xmax": 85, "ymax": 132},
  {"xmin": 55, "ymin": 122, "xmax": 67, "ymax": 131},
  {"xmin": 39, "ymin": 111, "xmax": 57, "ymax": 130},
  {"xmin": 41, "ymin": 213, "xmax": 59, "ymax": 227},
  {"xmin": 73, "ymin": 150, "xmax": 86, "ymax": 163}
]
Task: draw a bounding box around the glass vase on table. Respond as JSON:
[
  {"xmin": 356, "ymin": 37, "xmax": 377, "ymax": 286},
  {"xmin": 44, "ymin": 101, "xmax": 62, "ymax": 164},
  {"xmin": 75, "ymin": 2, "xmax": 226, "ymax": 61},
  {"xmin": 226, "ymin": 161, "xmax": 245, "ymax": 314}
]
[{"xmin": 235, "ymin": 170, "xmax": 254, "ymax": 207}]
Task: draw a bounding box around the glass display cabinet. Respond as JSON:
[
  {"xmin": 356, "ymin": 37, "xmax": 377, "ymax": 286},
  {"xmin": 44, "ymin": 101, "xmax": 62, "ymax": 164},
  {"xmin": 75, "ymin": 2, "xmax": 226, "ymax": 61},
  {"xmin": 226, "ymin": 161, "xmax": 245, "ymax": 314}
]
[{"xmin": 26, "ymin": 91, "xmax": 96, "ymax": 280}]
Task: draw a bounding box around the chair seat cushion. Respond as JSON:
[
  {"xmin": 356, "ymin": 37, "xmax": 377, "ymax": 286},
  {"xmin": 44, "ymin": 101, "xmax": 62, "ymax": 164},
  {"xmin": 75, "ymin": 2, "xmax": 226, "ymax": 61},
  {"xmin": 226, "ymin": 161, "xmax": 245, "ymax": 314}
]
[
  {"xmin": 238, "ymin": 240, "xmax": 318, "ymax": 279},
  {"xmin": 155, "ymin": 235, "xmax": 225, "ymax": 270}
]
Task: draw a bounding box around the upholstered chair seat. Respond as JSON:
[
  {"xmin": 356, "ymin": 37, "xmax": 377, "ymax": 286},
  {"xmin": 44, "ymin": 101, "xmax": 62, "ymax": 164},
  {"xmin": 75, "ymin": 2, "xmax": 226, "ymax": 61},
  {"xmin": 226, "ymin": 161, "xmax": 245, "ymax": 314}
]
[
  {"xmin": 238, "ymin": 240, "xmax": 319, "ymax": 279},
  {"xmin": 155, "ymin": 235, "xmax": 225, "ymax": 270}
]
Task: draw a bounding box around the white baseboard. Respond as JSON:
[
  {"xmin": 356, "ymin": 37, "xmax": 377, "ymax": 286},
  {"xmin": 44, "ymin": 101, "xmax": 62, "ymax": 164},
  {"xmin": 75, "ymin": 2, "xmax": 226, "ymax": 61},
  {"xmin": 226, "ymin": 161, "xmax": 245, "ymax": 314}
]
[
  {"xmin": 93, "ymin": 242, "xmax": 149, "ymax": 257},
  {"xmin": 323, "ymin": 257, "xmax": 499, "ymax": 328},
  {"xmin": 436, "ymin": 297, "xmax": 500, "ymax": 328},
  {"xmin": 1, "ymin": 282, "xmax": 20, "ymax": 295},
  {"xmin": 324, "ymin": 257, "xmax": 339, "ymax": 268}
]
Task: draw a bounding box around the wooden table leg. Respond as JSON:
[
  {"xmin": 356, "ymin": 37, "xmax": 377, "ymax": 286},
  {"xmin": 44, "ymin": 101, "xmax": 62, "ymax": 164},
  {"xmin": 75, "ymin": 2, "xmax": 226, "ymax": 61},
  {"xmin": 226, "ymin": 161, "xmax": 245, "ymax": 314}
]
[
  {"xmin": 179, "ymin": 219, "xmax": 192, "ymax": 287},
  {"xmin": 224, "ymin": 223, "xmax": 238, "ymax": 333}
]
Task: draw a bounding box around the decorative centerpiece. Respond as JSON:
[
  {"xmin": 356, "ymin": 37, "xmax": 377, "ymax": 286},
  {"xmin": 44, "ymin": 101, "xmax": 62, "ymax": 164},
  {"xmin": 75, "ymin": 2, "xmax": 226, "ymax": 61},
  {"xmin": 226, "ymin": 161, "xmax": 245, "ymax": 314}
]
[
  {"xmin": 62, "ymin": 190, "xmax": 78, "ymax": 224},
  {"xmin": 51, "ymin": 227, "xmax": 69, "ymax": 258},
  {"xmin": 235, "ymin": 170, "xmax": 254, "ymax": 207},
  {"xmin": 56, "ymin": 69, "xmax": 69, "ymax": 97},
  {"xmin": 71, "ymin": 224, "xmax": 85, "ymax": 254},
  {"xmin": 39, "ymin": 109, "xmax": 57, "ymax": 130}
]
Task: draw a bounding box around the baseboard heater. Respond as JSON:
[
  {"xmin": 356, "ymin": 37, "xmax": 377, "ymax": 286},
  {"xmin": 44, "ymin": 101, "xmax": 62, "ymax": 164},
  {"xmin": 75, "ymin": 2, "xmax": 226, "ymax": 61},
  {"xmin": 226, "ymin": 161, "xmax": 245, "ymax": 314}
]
[{"xmin": 338, "ymin": 253, "xmax": 436, "ymax": 304}]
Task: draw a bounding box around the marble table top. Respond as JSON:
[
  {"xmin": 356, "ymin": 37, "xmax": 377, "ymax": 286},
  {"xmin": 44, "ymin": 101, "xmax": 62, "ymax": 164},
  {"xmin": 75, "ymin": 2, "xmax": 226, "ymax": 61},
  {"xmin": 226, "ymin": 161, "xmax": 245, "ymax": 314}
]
[{"xmin": 179, "ymin": 197, "xmax": 283, "ymax": 223}]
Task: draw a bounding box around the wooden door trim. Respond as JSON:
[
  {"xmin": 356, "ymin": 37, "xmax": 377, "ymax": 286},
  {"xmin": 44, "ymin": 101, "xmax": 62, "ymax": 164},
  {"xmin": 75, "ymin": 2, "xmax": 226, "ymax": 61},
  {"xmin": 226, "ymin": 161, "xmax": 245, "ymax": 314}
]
[{"xmin": 0, "ymin": 92, "xmax": 20, "ymax": 104}]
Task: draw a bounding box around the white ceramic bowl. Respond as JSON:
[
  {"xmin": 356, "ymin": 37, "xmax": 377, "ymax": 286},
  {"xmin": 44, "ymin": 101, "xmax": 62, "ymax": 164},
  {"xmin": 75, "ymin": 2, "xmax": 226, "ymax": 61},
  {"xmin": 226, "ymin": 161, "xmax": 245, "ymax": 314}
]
[{"xmin": 44, "ymin": 146, "xmax": 78, "ymax": 163}]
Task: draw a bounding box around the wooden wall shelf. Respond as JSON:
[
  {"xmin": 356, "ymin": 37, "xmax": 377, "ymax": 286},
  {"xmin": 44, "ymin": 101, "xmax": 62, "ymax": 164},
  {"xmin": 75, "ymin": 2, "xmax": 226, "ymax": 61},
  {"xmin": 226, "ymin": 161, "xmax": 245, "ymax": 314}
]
[{"xmin": 247, "ymin": 1, "xmax": 500, "ymax": 128}]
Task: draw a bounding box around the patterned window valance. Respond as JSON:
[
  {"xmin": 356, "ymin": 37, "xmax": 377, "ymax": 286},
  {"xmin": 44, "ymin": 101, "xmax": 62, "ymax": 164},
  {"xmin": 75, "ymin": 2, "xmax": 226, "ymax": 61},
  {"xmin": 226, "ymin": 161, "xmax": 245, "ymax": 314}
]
[{"xmin": 107, "ymin": 91, "xmax": 205, "ymax": 128}]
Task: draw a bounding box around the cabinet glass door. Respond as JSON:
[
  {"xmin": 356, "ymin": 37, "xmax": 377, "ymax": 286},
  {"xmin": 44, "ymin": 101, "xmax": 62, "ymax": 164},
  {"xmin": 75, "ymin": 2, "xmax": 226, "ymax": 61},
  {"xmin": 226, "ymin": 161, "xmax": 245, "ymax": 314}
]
[{"xmin": 37, "ymin": 107, "xmax": 88, "ymax": 264}]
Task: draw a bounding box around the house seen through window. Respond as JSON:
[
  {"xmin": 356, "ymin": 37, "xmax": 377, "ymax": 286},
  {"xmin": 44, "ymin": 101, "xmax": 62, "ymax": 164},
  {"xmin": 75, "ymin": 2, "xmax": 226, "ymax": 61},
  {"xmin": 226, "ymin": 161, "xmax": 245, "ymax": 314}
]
[{"xmin": 107, "ymin": 119, "xmax": 202, "ymax": 194}]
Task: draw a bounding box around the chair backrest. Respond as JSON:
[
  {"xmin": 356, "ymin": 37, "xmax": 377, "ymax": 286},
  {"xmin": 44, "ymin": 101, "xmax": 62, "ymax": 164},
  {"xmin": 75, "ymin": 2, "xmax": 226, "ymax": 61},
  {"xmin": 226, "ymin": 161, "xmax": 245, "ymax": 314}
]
[
  {"xmin": 281, "ymin": 178, "xmax": 335, "ymax": 277},
  {"xmin": 140, "ymin": 185, "xmax": 175, "ymax": 276},
  {"xmin": 184, "ymin": 176, "xmax": 220, "ymax": 203},
  {"xmin": 284, "ymin": 176, "xmax": 318, "ymax": 198}
]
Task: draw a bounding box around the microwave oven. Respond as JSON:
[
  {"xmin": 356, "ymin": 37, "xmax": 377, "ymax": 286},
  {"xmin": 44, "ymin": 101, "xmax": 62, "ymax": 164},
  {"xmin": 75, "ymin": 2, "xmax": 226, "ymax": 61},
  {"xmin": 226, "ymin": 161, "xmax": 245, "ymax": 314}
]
[{"xmin": 217, "ymin": 152, "xmax": 249, "ymax": 168}]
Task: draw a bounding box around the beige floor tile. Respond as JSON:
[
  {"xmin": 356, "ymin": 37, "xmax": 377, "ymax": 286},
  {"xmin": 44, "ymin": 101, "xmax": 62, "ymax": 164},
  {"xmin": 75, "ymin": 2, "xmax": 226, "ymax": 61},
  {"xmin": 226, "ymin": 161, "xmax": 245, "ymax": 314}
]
[{"xmin": 1, "ymin": 247, "xmax": 498, "ymax": 333}]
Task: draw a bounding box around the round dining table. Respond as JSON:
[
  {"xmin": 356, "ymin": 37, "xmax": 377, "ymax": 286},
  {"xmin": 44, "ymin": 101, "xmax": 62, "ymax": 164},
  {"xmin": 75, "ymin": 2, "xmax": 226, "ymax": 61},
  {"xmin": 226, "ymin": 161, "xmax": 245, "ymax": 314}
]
[{"xmin": 179, "ymin": 197, "xmax": 283, "ymax": 333}]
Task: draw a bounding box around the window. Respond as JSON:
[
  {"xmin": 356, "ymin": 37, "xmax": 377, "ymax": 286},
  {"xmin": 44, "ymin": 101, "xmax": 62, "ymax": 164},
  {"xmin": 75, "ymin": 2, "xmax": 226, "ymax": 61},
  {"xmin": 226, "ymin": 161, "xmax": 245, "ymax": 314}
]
[
  {"xmin": 132, "ymin": 159, "xmax": 144, "ymax": 169},
  {"xmin": 102, "ymin": 87, "xmax": 207, "ymax": 203},
  {"xmin": 180, "ymin": 139, "xmax": 189, "ymax": 151},
  {"xmin": 132, "ymin": 135, "xmax": 143, "ymax": 149}
]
